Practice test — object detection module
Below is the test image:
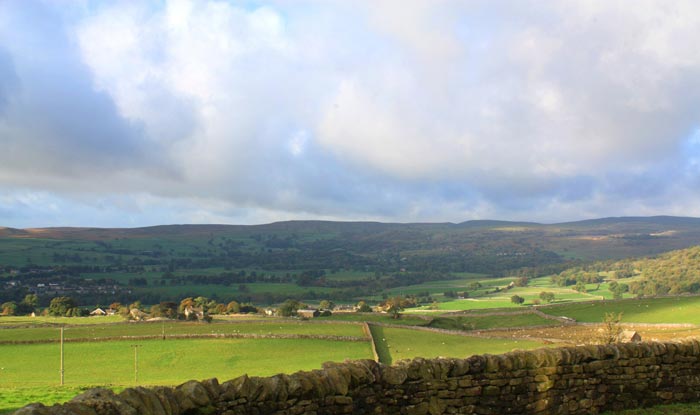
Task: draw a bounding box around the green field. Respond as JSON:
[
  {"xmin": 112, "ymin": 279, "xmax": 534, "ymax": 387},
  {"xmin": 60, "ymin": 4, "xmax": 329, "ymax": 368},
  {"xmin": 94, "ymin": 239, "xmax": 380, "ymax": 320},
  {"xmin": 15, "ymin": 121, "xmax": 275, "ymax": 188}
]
[
  {"xmin": 0, "ymin": 338, "xmax": 373, "ymax": 387},
  {"xmin": 0, "ymin": 315, "xmax": 124, "ymax": 327},
  {"xmin": 540, "ymin": 296, "xmax": 700, "ymax": 324},
  {"xmin": 324, "ymin": 313, "xmax": 429, "ymax": 326},
  {"xmin": 602, "ymin": 403, "xmax": 700, "ymax": 414},
  {"xmin": 0, "ymin": 320, "xmax": 366, "ymax": 343},
  {"xmin": 369, "ymin": 325, "xmax": 546, "ymax": 365},
  {"xmin": 133, "ymin": 282, "xmax": 337, "ymax": 299},
  {"xmin": 382, "ymin": 274, "xmax": 486, "ymax": 296},
  {"xmin": 432, "ymin": 298, "xmax": 524, "ymax": 310},
  {"xmin": 0, "ymin": 337, "xmax": 373, "ymax": 412},
  {"xmin": 428, "ymin": 313, "xmax": 558, "ymax": 330}
]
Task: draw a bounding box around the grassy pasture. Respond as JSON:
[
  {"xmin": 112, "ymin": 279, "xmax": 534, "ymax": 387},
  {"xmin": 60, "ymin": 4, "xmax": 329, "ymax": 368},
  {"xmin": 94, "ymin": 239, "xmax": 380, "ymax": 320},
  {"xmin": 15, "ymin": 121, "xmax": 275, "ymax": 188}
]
[
  {"xmin": 0, "ymin": 315, "xmax": 124, "ymax": 327},
  {"xmin": 527, "ymin": 276, "xmax": 636, "ymax": 301},
  {"xmin": 324, "ymin": 313, "xmax": 428, "ymax": 326},
  {"xmin": 601, "ymin": 402, "xmax": 700, "ymax": 414},
  {"xmin": 369, "ymin": 325, "xmax": 546, "ymax": 365},
  {"xmin": 540, "ymin": 296, "xmax": 700, "ymax": 324},
  {"xmin": 429, "ymin": 313, "xmax": 559, "ymax": 331},
  {"xmin": 0, "ymin": 337, "xmax": 373, "ymax": 412},
  {"xmin": 0, "ymin": 320, "xmax": 366, "ymax": 343},
  {"xmin": 381, "ymin": 274, "xmax": 487, "ymax": 296},
  {"xmin": 132, "ymin": 282, "xmax": 336, "ymax": 299},
  {"xmin": 0, "ymin": 338, "xmax": 373, "ymax": 387},
  {"xmin": 432, "ymin": 298, "xmax": 523, "ymax": 310},
  {"xmin": 324, "ymin": 270, "xmax": 375, "ymax": 281},
  {"xmin": 0, "ymin": 386, "xmax": 99, "ymax": 414}
]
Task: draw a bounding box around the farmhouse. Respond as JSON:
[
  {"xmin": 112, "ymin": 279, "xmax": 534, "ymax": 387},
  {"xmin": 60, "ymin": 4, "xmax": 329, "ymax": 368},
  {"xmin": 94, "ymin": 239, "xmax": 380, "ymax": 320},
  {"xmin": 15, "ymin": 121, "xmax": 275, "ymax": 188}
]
[
  {"xmin": 620, "ymin": 330, "xmax": 642, "ymax": 342},
  {"xmin": 297, "ymin": 309, "xmax": 320, "ymax": 318},
  {"xmin": 89, "ymin": 307, "xmax": 106, "ymax": 316},
  {"xmin": 183, "ymin": 305, "xmax": 205, "ymax": 320},
  {"xmin": 129, "ymin": 308, "xmax": 147, "ymax": 321}
]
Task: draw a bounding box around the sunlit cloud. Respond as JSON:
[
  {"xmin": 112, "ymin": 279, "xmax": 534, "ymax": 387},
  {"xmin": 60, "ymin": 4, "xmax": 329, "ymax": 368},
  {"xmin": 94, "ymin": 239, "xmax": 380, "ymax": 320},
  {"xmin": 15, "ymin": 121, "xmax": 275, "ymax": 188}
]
[{"xmin": 1, "ymin": 0, "xmax": 700, "ymax": 227}]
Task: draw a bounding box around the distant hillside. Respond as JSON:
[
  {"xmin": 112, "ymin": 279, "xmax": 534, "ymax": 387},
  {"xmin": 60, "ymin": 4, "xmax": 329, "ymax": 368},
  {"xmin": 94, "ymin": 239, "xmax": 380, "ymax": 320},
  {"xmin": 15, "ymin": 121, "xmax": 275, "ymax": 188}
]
[
  {"xmin": 4, "ymin": 216, "xmax": 700, "ymax": 268},
  {"xmin": 5, "ymin": 216, "xmax": 700, "ymax": 307},
  {"xmin": 4, "ymin": 215, "xmax": 700, "ymax": 239},
  {"xmin": 553, "ymin": 245, "xmax": 700, "ymax": 297}
]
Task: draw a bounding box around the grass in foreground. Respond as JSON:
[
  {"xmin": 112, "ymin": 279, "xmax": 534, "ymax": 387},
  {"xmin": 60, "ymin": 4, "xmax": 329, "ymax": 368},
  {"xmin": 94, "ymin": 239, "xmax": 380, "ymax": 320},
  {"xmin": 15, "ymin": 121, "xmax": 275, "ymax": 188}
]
[
  {"xmin": 0, "ymin": 337, "xmax": 373, "ymax": 412},
  {"xmin": 602, "ymin": 402, "xmax": 700, "ymax": 414},
  {"xmin": 0, "ymin": 386, "xmax": 118, "ymax": 414}
]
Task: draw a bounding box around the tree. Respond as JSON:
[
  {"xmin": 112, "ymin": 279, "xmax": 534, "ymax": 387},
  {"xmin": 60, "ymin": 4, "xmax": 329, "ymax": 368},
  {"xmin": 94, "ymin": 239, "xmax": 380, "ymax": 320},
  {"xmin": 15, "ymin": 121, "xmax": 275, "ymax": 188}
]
[
  {"xmin": 539, "ymin": 291, "xmax": 555, "ymax": 303},
  {"xmin": 193, "ymin": 296, "xmax": 216, "ymax": 312},
  {"xmin": 319, "ymin": 300, "xmax": 335, "ymax": 311},
  {"xmin": 510, "ymin": 295, "xmax": 525, "ymax": 305},
  {"xmin": 574, "ymin": 280, "xmax": 587, "ymax": 293},
  {"xmin": 356, "ymin": 301, "xmax": 372, "ymax": 313},
  {"xmin": 609, "ymin": 282, "xmax": 628, "ymax": 300},
  {"xmin": 48, "ymin": 296, "xmax": 77, "ymax": 317},
  {"xmin": 599, "ymin": 312, "xmax": 623, "ymax": 344},
  {"xmin": 278, "ymin": 299, "xmax": 303, "ymax": 317},
  {"xmin": 1, "ymin": 301, "xmax": 18, "ymax": 316},
  {"xmin": 514, "ymin": 276, "xmax": 529, "ymax": 287},
  {"xmin": 151, "ymin": 302, "xmax": 178, "ymax": 318},
  {"xmin": 21, "ymin": 294, "xmax": 39, "ymax": 309},
  {"xmin": 179, "ymin": 298, "xmax": 194, "ymax": 313},
  {"xmin": 212, "ymin": 303, "xmax": 227, "ymax": 314},
  {"xmin": 226, "ymin": 301, "xmax": 241, "ymax": 314},
  {"xmin": 385, "ymin": 296, "xmax": 405, "ymax": 319}
]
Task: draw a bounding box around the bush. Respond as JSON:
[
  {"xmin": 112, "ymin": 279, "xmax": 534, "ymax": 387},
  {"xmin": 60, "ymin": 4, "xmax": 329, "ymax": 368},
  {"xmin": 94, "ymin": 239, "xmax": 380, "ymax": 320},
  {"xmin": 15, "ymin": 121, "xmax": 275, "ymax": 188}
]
[{"xmin": 48, "ymin": 297, "xmax": 77, "ymax": 317}]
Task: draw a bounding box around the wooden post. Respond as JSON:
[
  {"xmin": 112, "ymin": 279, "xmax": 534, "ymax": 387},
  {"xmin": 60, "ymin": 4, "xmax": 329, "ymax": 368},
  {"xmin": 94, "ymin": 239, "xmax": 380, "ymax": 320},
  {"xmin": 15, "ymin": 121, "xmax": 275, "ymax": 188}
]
[
  {"xmin": 131, "ymin": 344, "xmax": 141, "ymax": 385},
  {"xmin": 59, "ymin": 327, "xmax": 64, "ymax": 386}
]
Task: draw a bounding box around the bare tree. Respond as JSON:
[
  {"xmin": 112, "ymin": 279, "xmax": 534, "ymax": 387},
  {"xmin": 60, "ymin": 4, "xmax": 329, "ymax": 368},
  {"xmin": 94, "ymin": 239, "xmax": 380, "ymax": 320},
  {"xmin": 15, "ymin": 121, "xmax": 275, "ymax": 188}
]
[{"xmin": 599, "ymin": 312, "xmax": 623, "ymax": 344}]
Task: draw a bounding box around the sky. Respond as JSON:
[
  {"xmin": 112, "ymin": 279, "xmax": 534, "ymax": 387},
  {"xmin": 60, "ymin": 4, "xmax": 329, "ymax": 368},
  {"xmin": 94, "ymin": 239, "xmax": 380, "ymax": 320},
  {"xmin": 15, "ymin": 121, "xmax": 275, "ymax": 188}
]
[{"xmin": 1, "ymin": 0, "xmax": 700, "ymax": 228}]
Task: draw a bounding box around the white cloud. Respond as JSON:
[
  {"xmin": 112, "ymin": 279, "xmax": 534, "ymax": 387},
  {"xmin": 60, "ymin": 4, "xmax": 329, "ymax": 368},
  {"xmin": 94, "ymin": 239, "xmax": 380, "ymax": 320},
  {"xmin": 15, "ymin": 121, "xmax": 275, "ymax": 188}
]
[{"xmin": 2, "ymin": 0, "xmax": 700, "ymax": 226}]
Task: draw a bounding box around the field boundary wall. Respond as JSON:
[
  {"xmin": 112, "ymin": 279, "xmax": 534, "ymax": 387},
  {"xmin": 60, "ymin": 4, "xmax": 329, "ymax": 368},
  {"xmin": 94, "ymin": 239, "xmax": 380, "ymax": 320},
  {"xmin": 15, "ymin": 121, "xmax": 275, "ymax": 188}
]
[
  {"xmin": 16, "ymin": 340, "xmax": 700, "ymax": 415},
  {"xmin": 0, "ymin": 332, "xmax": 368, "ymax": 345},
  {"xmin": 363, "ymin": 322, "xmax": 380, "ymax": 362}
]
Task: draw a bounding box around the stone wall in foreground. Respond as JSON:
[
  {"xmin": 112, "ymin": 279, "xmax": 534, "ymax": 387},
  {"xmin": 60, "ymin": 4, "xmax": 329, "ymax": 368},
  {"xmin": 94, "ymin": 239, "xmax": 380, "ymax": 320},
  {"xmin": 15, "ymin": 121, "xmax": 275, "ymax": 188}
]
[{"xmin": 15, "ymin": 340, "xmax": 700, "ymax": 415}]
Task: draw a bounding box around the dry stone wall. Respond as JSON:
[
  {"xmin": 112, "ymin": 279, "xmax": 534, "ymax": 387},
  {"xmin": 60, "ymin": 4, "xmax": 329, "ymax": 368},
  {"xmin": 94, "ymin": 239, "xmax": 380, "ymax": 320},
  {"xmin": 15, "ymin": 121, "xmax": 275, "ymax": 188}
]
[{"xmin": 15, "ymin": 340, "xmax": 700, "ymax": 415}]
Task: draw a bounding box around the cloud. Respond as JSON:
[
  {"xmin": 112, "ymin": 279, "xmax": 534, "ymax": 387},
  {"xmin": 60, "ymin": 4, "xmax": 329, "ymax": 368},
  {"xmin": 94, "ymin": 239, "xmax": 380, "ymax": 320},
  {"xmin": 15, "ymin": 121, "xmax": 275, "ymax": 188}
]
[
  {"xmin": 0, "ymin": 2, "xmax": 167, "ymax": 189},
  {"xmin": 1, "ymin": 0, "xmax": 700, "ymax": 226}
]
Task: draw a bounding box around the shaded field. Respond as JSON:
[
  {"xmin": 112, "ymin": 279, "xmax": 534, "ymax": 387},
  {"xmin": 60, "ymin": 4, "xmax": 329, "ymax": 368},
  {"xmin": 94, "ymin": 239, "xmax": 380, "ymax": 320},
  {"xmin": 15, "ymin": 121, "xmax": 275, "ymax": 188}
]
[
  {"xmin": 133, "ymin": 282, "xmax": 337, "ymax": 298},
  {"xmin": 381, "ymin": 274, "xmax": 486, "ymax": 297}
]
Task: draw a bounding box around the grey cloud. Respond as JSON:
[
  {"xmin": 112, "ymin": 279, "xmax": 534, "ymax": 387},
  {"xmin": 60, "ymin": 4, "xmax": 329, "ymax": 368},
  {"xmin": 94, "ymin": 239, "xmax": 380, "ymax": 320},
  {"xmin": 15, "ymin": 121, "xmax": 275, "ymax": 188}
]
[
  {"xmin": 0, "ymin": 48, "xmax": 19, "ymax": 114},
  {"xmin": 0, "ymin": 3, "xmax": 171, "ymax": 183},
  {"xmin": 2, "ymin": 1, "xmax": 700, "ymax": 227}
]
